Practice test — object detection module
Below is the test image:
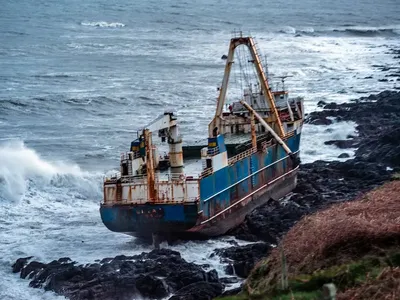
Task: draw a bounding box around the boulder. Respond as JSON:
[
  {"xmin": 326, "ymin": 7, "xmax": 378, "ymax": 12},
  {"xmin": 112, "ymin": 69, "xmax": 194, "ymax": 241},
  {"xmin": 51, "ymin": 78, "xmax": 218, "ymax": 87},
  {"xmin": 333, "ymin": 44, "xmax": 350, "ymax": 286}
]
[
  {"xmin": 214, "ymin": 243, "xmax": 271, "ymax": 278},
  {"xmin": 324, "ymin": 139, "xmax": 358, "ymax": 149},
  {"xmin": 168, "ymin": 282, "xmax": 224, "ymax": 300}
]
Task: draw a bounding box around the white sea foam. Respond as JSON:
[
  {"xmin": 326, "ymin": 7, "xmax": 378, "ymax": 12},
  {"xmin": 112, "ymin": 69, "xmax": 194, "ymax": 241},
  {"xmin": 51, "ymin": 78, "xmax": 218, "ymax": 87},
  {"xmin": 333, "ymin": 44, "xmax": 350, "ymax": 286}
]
[
  {"xmin": 301, "ymin": 121, "xmax": 358, "ymax": 163},
  {"xmin": 81, "ymin": 21, "xmax": 125, "ymax": 28}
]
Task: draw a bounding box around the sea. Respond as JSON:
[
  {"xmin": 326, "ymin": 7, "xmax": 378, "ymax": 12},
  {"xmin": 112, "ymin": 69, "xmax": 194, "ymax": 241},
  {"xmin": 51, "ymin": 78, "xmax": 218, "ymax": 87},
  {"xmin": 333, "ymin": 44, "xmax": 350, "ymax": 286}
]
[{"xmin": 1, "ymin": 0, "xmax": 400, "ymax": 299}]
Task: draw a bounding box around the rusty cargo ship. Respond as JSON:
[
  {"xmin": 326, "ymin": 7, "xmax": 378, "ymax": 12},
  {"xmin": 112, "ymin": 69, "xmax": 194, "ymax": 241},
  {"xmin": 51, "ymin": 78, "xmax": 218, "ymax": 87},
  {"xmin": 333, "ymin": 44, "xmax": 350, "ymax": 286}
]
[{"xmin": 100, "ymin": 35, "xmax": 304, "ymax": 241}]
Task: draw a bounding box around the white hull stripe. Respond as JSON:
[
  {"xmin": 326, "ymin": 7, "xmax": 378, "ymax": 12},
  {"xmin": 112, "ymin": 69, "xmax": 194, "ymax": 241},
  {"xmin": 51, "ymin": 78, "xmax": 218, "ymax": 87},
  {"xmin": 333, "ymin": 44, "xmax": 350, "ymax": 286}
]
[
  {"xmin": 203, "ymin": 150, "xmax": 299, "ymax": 203},
  {"xmin": 200, "ymin": 165, "xmax": 299, "ymax": 225}
]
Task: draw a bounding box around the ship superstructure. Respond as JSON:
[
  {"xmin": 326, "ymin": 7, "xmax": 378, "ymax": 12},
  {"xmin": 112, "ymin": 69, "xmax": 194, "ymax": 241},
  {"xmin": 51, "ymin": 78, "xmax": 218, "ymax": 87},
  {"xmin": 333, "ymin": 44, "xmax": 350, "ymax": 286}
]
[{"xmin": 100, "ymin": 35, "xmax": 304, "ymax": 242}]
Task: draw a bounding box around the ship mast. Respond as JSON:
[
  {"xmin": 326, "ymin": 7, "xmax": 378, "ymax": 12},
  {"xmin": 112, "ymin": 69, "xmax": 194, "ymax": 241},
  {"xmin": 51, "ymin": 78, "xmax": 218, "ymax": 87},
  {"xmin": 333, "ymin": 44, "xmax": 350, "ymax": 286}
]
[{"xmin": 208, "ymin": 35, "xmax": 285, "ymax": 138}]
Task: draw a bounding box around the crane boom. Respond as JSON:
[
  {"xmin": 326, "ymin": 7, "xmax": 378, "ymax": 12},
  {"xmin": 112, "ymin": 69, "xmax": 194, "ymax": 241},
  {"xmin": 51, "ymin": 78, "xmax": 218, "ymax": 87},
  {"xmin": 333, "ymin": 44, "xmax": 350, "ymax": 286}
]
[{"xmin": 240, "ymin": 101, "xmax": 292, "ymax": 155}]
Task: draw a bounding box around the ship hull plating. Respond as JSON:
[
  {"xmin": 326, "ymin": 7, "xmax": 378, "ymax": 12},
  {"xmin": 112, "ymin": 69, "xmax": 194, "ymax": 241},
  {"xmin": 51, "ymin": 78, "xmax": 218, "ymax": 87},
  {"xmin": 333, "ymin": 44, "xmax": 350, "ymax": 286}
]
[{"xmin": 100, "ymin": 137, "xmax": 300, "ymax": 239}]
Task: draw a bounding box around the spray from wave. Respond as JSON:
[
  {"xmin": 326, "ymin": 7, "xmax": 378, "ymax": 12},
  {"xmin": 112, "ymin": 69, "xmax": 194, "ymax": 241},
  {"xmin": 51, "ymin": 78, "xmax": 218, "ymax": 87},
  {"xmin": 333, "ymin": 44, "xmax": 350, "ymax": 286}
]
[{"xmin": 0, "ymin": 141, "xmax": 101, "ymax": 202}]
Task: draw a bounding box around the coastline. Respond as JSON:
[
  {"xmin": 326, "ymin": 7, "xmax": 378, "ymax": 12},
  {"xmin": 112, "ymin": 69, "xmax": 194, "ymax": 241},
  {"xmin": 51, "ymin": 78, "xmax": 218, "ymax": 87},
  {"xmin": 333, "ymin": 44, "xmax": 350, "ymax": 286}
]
[{"xmin": 12, "ymin": 88, "xmax": 400, "ymax": 300}]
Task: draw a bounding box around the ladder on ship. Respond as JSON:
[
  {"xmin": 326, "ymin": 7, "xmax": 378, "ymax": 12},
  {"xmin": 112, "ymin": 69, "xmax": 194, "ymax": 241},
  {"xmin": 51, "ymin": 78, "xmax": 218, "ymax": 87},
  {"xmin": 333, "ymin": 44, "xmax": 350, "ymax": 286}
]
[
  {"xmin": 250, "ymin": 156, "xmax": 256, "ymax": 188},
  {"xmin": 127, "ymin": 160, "xmax": 133, "ymax": 176},
  {"xmin": 116, "ymin": 185, "xmax": 122, "ymax": 201}
]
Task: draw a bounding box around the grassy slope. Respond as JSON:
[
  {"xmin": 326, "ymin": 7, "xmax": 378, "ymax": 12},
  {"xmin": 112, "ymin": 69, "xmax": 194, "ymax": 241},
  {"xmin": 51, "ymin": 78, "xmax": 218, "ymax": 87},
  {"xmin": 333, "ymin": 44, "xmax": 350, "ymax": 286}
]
[{"xmin": 217, "ymin": 179, "xmax": 400, "ymax": 299}]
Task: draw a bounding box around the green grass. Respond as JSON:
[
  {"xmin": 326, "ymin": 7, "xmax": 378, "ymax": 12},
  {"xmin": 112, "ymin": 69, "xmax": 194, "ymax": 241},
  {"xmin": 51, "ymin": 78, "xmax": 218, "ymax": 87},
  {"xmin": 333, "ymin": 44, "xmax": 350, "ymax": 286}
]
[
  {"xmin": 214, "ymin": 292, "xmax": 249, "ymax": 300},
  {"xmin": 392, "ymin": 172, "xmax": 400, "ymax": 180},
  {"xmin": 216, "ymin": 251, "xmax": 400, "ymax": 300},
  {"xmin": 216, "ymin": 290, "xmax": 321, "ymax": 300},
  {"xmin": 272, "ymin": 291, "xmax": 322, "ymax": 300}
]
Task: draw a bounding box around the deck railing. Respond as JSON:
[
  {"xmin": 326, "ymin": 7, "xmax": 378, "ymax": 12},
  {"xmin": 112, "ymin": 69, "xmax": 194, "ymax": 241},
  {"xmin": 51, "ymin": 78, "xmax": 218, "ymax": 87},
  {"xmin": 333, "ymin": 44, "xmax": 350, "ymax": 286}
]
[
  {"xmin": 104, "ymin": 172, "xmax": 201, "ymax": 184},
  {"xmin": 207, "ymin": 147, "xmax": 220, "ymax": 156},
  {"xmin": 228, "ymin": 147, "xmax": 257, "ymax": 165},
  {"xmin": 200, "ymin": 167, "xmax": 213, "ymax": 178}
]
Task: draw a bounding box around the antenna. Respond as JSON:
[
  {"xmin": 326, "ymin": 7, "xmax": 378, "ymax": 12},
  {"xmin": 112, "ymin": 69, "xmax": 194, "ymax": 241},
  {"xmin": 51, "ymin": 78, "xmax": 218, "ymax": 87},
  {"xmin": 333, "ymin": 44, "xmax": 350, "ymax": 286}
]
[
  {"xmin": 276, "ymin": 75, "xmax": 293, "ymax": 91},
  {"xmin": 264, "ymin": 55, "xmax": 269, "ymax": 79}
]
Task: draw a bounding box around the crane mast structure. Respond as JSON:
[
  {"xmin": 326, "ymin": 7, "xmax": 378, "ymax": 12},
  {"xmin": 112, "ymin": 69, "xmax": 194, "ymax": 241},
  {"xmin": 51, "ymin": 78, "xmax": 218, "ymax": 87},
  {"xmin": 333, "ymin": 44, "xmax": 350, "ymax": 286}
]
[
  {"xmin": 140, "ymin": 112, "xmax": 183, "ymax": 201},
  {"xmin": 208, "ymin": 36, "xmax": 285, "ymax": 138}
]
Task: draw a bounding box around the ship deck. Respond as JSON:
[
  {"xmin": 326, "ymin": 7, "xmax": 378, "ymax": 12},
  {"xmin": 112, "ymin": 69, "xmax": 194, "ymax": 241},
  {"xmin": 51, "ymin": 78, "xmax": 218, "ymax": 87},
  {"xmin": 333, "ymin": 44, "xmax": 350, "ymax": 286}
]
[{"xmin": 182, "ymin": 133, "xmax": 264, "ymax": 158}]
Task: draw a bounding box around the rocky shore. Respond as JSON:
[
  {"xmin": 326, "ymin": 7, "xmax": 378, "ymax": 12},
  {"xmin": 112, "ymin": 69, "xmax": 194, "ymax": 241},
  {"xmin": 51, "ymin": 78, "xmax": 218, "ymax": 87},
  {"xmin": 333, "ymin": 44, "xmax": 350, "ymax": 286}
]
[
  {"xmin": 13, "ymin": 249, "xmax": 223, "ymax": 300},
  {"xmin": 13, "ymin": 90, "xmax": 400, "ymax": 299},
  {"xmin": 223, "ymin": 90, "xmax": 399, "ymax": 283}
]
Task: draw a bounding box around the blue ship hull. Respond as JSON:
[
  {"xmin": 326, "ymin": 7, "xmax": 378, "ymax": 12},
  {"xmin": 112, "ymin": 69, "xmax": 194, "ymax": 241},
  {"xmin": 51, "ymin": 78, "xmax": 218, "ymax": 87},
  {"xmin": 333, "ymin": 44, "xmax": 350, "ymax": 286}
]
[{"xmin": 100, "ymin": 133, "xmax": 301, "ymax": 238}]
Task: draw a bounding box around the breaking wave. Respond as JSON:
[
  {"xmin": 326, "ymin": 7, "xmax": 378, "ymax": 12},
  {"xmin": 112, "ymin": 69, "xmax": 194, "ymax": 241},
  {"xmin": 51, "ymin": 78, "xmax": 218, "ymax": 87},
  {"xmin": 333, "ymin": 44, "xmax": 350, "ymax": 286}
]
[
  {"xmin": 0, "ymin": 141, "xmax": 101, "ymax": 202},
  {"xmin": 80, "ymin": 21, "xmax": 125, "ymax": 28},
  {"xmin": 278, "ymin": 25, "xmax": 400, "ymax": 37},
  {"xmin": 279, "ymin": 26, "xmax": 315, "ymax": 34},
  {"xmin": 332, "ymin": 27, "xmax": 400, "ymax": 37}
]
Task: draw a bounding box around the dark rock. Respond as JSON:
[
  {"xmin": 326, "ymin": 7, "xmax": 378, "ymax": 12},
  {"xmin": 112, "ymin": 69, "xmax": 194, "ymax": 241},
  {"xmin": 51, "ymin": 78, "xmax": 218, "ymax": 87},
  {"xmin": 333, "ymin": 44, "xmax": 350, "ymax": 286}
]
[
  {"xmin": 221, "ymin": 286, "xmax": 242, "ymax": 296},
  {"xmin": 317, "ymin": 100, "xmax": 327, "ymax": 107},
  {"xmin": 15, "ymin": 249, "xmax": 220, "ymax": 300},
  {"xmin": 20, "ymin": 261, "xmax": 46, "ymax": 279},
  {"xmin": 136, "ymin": 274, "xmax": 168, "ymax": 298},
  {"xmin": 206, "ymin": 269, "xmax": 219, "ymax": 283},
  {"xmin": 338, "ymin": 153, "xmax": 350, "ymax": 158},
  {"xmin": 12, "ymin": 256, "xmax": 33, "ymax": 273},
  {"xmin": 168, "ymin": 282, "xmax": 224, "ymax": 300},
  {"xmin": 309, "ymin": 116, "xmax": 333, "ymax": 125},
  {"xmin": 324, "ymin": 102, "xmax": 338, "ymax": 109},
  {"xmin": 221, "ymin": 54, "xmax": 228, "ymax": 60},
  {"xmin": 224, "ymin": 264, "xmax": 234, "ymax": 275},
  {"xmin": 379, "ymin": 78, "xmax": 389, "ymax": 82},
  {"xmin": 324, "ymin": 139, "xmax": 358, "ymax": 149},
  {"xmin": 220, "ymin": 277, "xmax": 240, "ymax": 284},
  {"xmin": 214, "ymin": 243, "xmax": 271, "ymax": 278}
]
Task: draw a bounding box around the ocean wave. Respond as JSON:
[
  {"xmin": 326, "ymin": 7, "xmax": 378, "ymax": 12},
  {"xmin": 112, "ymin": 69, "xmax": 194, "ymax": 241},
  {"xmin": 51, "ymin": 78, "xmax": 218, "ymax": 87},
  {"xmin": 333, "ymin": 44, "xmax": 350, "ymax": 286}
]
[
  {"xmin": 1, "ymin": 96, "xmax": 126, "ymax": 116},
  {"xmin": 63, "ymin": 96, "xmax": 119, "ymax": 106},
  {"xmin": 34, "ymin": 74, "xmax": 71, "ymax": 79},
  {"xmin": 0, "ymin": 141, "xmax": 100, "ymax": 202},
  {"xmin": 80, "ymin": 21, "xmax": 125, "ymax": 28},
  {"xmin": 332, "ymin": 27, "xmax": 400, "ymax": 37},
  {"xmin": 278, "ymin": 26, "xmax": 315, "ymax": 35},
  {"xmin": 0, "ymin": 99, "xmax": 28, "ymax": 108},
  {"xmin": 277, "ymin": 25, "xmax": 400, "ymax": 37}
]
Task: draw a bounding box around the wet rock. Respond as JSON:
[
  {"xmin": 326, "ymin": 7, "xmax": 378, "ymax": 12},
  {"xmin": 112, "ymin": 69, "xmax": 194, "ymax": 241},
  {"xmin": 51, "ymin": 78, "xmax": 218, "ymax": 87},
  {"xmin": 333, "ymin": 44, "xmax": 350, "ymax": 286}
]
[
  {"xmin": 169, "ymin": 282, "xmax": 224, "ymax": 300},
  {"xmin": 12, "ymin": 256, "xmax": 32, "ymax": 273},
  {"xmin": 136, "ymin": 274, "xmax": 168, "ymax": 298},
  {"xmin": 338, "ymin": 153, "xmax": 350, "ymax": 158},
  {"xmin": 220, "ymin": 277, "xmax": 240, "ymax": 284},
  {"xmin": 21, "ymin": 261, "xmax": 47, "ymax": 279},
  {"xmin": 324, "ymin": 102, "xmax": 339, "ymax": 109},
  {"xmin": 221, "ymin": 286, "xmax": 242, "ymax": 296},
  {"xmin": 317, "ymin": 100, "xmax": 327, "ymax": 107},
  {"xmin": 214, "ymin": 243, "xmax": 271, "ymax": 278},
  {"xmin": 14, "ymin": 249, "xmax": 221, "ymax": 300},
  {"xmin": 324, "ymin": 139, "xmax": 358, "ymax": 149},
  {"xmin": 309, "ymin": 116, "xmax": 333, "ymax": 125}
]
